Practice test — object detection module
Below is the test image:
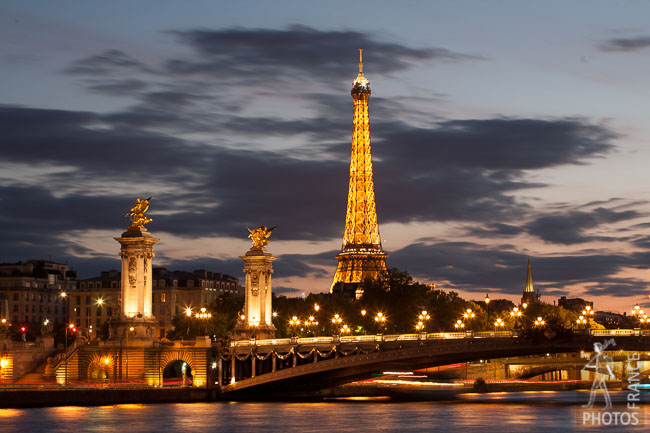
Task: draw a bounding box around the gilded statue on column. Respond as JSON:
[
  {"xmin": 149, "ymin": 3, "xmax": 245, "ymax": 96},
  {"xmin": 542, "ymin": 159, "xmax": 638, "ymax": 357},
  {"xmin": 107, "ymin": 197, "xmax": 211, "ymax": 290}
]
[
  {"xmin": 126, "ymin": 197, "xmax": 153, "ymax": 229},
  {"xmin": 247, "ymin": 225, "xmax": 277, "ymax": 249}
]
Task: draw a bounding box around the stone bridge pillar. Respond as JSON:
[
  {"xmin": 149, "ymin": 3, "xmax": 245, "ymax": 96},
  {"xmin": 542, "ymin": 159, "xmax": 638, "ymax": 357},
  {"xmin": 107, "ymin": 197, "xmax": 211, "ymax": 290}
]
[{"xmin": 234, "ymin": 244, "xmax": 277, "ymax": 340}]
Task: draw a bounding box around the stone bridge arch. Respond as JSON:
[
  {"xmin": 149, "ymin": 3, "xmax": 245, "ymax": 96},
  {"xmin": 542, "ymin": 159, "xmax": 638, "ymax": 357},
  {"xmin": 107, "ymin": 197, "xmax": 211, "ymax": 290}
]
[{"xmin": 86, "ymin": 352, "xmax": 115, "ymax": 381}]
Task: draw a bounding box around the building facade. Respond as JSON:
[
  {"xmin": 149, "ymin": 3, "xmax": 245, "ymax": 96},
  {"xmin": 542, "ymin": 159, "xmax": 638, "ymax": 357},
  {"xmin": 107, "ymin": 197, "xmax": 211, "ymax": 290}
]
[
  {"xmin": 0, "ymin": 260, "xmax": 76, "ymax": 328},
  {"xmin": 73, "ymin": 268, "xmax": 238, "ymax": 339}
]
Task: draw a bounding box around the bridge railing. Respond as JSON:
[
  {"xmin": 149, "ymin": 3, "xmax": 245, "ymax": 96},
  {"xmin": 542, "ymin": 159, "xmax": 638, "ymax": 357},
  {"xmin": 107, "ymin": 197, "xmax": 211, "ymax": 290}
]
[
  {"xmin": 230, "ymin": 329, "xmax": 645, "ymax": 348},
  {"xmin": 589, "ymin": 329, "xmax": 639, "ymax": 337}
]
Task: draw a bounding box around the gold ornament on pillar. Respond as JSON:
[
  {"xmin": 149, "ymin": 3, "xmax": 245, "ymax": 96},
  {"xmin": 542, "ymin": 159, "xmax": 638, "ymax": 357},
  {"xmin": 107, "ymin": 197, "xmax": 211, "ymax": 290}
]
[
  {"xmin": 247, "ymin": 225, "xmax": 278, "ymax": 249},
  {"xmin": 125, "ymin": 197, "xmax": 153, "ymax": 229}
]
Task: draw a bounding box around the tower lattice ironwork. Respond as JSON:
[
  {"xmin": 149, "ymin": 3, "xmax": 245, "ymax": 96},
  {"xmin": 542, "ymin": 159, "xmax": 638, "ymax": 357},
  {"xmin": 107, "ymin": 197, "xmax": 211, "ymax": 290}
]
[{"xmin": 331, "ymin": 49, "xmax": 388, "ymax": 298}]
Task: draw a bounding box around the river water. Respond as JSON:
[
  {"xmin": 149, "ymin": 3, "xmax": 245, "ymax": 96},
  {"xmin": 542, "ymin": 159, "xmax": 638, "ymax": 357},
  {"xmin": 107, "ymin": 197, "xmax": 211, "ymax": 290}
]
[{"xmin": 0, "ymin": 397, "xmax": 647, "ymax": 432}]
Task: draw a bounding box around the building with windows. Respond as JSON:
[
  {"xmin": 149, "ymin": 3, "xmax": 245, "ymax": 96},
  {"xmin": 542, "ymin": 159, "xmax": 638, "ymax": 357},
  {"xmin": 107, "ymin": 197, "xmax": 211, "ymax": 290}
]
[
  {"xmin": 557, "ymin": 296, "xmax": 594, "ymax": 312},
  {"xmin": 0, "ymin": 260, "xmax": 77, "ymax": 327},
  {"xmin": 73, "ymin": 268, "xmax": 238, "ymax": 338}
]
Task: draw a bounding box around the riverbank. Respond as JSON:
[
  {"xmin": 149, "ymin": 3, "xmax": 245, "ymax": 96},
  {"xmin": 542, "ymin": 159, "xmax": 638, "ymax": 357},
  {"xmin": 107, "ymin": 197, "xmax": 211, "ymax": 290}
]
[{"xmin": 0, "ymin": 387, "xmax": 217, "ymax": 408}]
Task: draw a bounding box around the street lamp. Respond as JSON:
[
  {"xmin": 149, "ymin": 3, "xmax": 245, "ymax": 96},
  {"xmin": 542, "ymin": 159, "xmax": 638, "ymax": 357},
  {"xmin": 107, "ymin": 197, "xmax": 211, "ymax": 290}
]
[
  {"xmin": 534, "ymin": 316, "xmax": 545, "ymax": 327},
  {"xmin": 454, "ymin": 319, "xmax": 465, "ymax": 330},
  {"xmin": 341, "ymin": 324, "xmax": 351, "ymax": 334},
  {"xmin": 126, "ymin": 325, "xmax": 134, "ymax": 382},
  {"xmin": 494, "ymin": 318, "xmax": 505, "ymax": 330},
  {"xmin": 313, "ymin": 304, "xmax": 320, "ymax": 312},
  {"xmin": 195, "ymin": 307, "xmax": 212, "ymax": 336},
  {"xmin": 416, "ymin": 310, "xmax": 430, "ymax": 332},
  {"xmin": 463, "ymin": 309, "xmax": 475, "ymax": 330},
  {"xmin": 374, "ymin": 312, "xmax": 386, "ymax": 333},
  {"xmin": 510, "ymin": 307, "xmax": 523, "ymax": 329},
  {"xmin": 64, "ymin": 323, "xmax": 76, "ymax": 386},
  {"xmin": 576, "ymin": 315, "xmax": 587, "ymax": 330},
  {"xmin": 289, "ymin": 316, "xmax": 301, "ymax": 336},
  {"xmin": 484, "ymin": 294, "xmax": 490, "ymax": 327}
]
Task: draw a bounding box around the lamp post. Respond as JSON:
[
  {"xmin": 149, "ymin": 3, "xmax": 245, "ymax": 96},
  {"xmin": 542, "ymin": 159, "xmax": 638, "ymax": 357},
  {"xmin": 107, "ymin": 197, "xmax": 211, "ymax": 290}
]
[
  {"xmin": 64, "ymin": 323, "xmax": 76, "ymax": 386},
  {"xmin": 289, "ymin": 316, "xmax": 300, "ymax": 337},
  {"xmin": 580, "ymin": 306, "xmax": 594, "ymax": 330},
  {"xmin": 510, "ymin": 307, "xmax": 522, "ymax": 329},
  {"xmin": 484, "ymin": 294, "xmax": 490, "ymax": 328},
  {"xmin": 126, "ymin": 325, "xmax": 134, "ymax": 382},
  {"xmin": 494, "ymin": 318, "xmax": 505, "ymax": 331},
  {"xmin": 374, "ymin": 312, "xmax": 386, "ymax": 334},
  {"xmin": 534, "ymin": 316, "xmax": 545, "ymax": 327},
  {"xmin": 417, "ymin": 310, "xmax": 430, "ymax": 332},
  {"xmin": 463, "ymin": 309, "xmax": 475, "ymax": 330},
  {"xmin": 185, "ymin": 307, "xmax": 193, "ymax": 338},
  {"xmin": 631, "ymin": 303, "xmax": 646, "ymax": 328},
  {"xmin": 331, "ymin": 314, "xmax": 343, "ymax": 335},
  {"xmin": 454, "ymin": 319, "xmax": 465, "ymax": 330},
  {"xmin": 195, "ymin": 307, "xmax": 212, "ymax": 336}
]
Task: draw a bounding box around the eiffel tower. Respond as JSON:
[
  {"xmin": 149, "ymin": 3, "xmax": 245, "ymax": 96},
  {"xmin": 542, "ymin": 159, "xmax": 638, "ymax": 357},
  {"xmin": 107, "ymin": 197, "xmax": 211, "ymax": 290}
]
[{"xmin": 330, "ymin": 49, "xmax": 388, "ymax": 299}]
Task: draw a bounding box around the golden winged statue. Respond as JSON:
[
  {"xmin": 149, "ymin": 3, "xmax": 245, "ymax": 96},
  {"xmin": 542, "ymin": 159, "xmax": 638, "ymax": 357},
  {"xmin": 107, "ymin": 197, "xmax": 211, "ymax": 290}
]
[
  {"xmin": 247, "ymin": 225, "xmax": 278, "ymax": 249},
  {"xmin": 126, "ymin": 197, "xmax": 153, "ymax": 228}
]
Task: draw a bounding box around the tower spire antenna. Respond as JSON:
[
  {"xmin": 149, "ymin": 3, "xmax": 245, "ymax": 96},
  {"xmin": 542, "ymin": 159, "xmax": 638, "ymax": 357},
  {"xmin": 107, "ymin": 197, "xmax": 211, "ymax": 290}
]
[{"xmin": 359, "ymin": 48, "xmax": 364, "ymax": 74}]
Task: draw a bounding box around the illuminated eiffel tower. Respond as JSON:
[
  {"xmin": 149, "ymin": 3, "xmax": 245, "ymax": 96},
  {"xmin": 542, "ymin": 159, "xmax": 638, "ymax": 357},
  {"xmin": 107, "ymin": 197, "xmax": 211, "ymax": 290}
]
[{"xmin": 331, "ymin": 49, "xmax": 388, "ymax": 299}]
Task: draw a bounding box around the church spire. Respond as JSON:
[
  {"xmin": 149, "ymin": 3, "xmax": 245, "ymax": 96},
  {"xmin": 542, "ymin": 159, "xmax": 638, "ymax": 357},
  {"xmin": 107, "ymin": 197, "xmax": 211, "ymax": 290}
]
[
  {"xmin": 524, "ymin": 259, "xmax": 534, "ymax": 293},
  {"xmin": 521, "ymin": 259, "xmax": 537, "ymax": 305}
]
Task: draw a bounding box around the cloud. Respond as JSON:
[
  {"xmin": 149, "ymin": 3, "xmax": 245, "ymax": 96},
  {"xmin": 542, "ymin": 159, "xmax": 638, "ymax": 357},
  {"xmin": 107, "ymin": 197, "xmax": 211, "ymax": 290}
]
[
  {"xmin": 387, "ymin": 241, "xmax": 648, "ymax": 297},
  {"xmin": 467, "ymin": 223, "xmax": 525, "ymax": 238},
  {"xmin": 65, "ymin": 49, "xmax": 151, "ymax": 75},
  {"xmin": 600, "ymin": 36, "xmax": 650, "ymax": 52},
  {"xmin": 524, "ymin": 207, "xmax": 640, "ymax": 244},
  {"xmin": 165, "ymin": 25, "xmax": 482, "ymax": 85}
]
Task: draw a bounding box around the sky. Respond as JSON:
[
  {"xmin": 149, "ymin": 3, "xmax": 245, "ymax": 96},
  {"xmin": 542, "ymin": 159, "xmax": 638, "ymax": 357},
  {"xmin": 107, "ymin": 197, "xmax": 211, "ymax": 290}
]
[{"xmin": 2, "ymin": 0, "xmax": 650, "ymax": 313}]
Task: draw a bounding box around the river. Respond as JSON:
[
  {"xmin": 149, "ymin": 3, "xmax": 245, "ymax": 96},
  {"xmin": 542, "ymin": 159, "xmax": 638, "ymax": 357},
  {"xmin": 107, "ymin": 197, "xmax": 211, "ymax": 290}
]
[{"xmin": 0, "ymin": 396, "xmax": 647, "ymax": 433}]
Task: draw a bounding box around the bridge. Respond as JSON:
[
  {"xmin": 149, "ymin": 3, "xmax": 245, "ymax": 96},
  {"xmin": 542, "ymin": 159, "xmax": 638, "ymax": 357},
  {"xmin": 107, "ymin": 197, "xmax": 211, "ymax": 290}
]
[{"xmin": 219, "ymin": 329, "xmax": 650, "ymax": 398}]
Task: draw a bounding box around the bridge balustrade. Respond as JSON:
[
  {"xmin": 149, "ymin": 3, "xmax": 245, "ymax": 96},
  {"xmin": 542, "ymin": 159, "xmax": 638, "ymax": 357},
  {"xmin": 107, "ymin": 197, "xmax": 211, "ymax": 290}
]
[{"xmin": 229, "ymin": 329, "xmax": 647, "ymax": 349}]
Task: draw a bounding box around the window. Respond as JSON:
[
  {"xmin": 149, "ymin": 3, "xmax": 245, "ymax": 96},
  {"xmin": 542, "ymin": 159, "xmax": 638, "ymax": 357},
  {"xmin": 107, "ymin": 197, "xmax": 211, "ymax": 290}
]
[
  {"xmin": 107, "ymin": 306, "xmax": 112, "ymax": 317},
  {"xmin": 86, "ymin": 308, "xmax": 91, "ymax": 317},
  {"xmin": 96, "ymin": 319, "xmax": 101, "ymax": 328},
  {"xmin": 97, "ymin": 307, "xmax": 102, "ymax": 317},
  {"xmin": 76, "ymin": 296, "xmax": 80, "ymax": 305},
  {"xmin": 13, "ymin": 293, "xmax": 18, "ymax": 301},
  {"xmin": 160, "ymin": 306, "xmax": 165, "ymax": 316},
  {"xmin": 13, "ymin": 305, "xmax": 18, "ymax": 312},
  {"xmin": 81, "ymin": 283, "xmax": 86, "ymax": 289},
  {"xmin": 85, "ymin": 296, "xmax": 91, "ymax": 305},
  {"xmin": 161, "ymin": 293, "xmax": 166, "ymax": 303},
  {"xmin": 75, "ymin": 307, "xmax": 80, "ymax": 316},
  {"xmin": 25, "ymin": 305, "xmax": 29, "ymax": 313},
  {"xmin": 55, "ymin": 306, "xmax": 58, "ymax": 314}
]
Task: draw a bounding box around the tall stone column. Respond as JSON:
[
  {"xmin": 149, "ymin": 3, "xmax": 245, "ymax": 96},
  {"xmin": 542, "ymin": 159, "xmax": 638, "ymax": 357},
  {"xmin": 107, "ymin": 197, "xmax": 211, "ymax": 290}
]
[
  {"xmin": 116, "ymin": 227, "xmax": 159, "ymax": 319},
  {"xmin": 234, "ymin": 226, "xmax": 277, "ymax": 340},
  {"xmin": 111, "ymin": 198, "xmax": 159, "ymax": 340}
]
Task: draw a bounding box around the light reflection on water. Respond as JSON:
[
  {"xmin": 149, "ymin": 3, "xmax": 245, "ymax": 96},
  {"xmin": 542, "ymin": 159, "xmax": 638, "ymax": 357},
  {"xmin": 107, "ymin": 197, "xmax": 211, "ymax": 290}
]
[{"xmin": 0, "ymin": 400, "xmax": 647, "ymax": 433}]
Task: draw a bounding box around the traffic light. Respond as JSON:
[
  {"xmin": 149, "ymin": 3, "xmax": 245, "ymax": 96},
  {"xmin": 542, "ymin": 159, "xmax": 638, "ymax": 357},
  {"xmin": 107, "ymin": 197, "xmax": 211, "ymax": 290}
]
[
  {"xmin": 71, "ymin": 327, "xmax": 77, "ymax": 334},
  {"xmin": 20, "ymin": 326, "xmax": 26, "ymax": 333}
]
